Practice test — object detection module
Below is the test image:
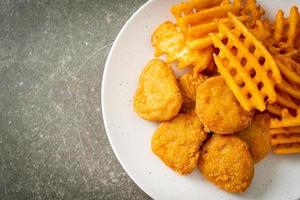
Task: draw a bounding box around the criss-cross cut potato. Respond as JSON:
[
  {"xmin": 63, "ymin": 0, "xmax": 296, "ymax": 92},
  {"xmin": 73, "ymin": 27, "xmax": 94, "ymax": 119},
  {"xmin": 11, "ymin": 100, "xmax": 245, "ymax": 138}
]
[
  {"xmin": 270, "ymin": 109, "xmax": 300, "ymax": 154},
  {"xmin": 210, "ymin": 13, "xmax": 282, "ymax": 111},
  {"xmin": 273, "ymin": 6, "xmax": 299, "ymax": 48}
]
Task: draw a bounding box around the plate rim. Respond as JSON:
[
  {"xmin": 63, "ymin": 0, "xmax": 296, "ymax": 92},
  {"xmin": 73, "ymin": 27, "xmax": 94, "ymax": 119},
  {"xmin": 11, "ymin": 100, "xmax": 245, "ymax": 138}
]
[{"xmin": 101, "ymin": 0, "xmax": 154, "ymax": 198}]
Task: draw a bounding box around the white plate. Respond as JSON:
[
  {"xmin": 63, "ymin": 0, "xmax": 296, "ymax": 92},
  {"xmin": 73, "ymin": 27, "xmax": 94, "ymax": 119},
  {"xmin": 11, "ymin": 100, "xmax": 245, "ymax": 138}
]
[{"xmin": 102, "ymin": 1, "xmax": 300, "ymax": 199}]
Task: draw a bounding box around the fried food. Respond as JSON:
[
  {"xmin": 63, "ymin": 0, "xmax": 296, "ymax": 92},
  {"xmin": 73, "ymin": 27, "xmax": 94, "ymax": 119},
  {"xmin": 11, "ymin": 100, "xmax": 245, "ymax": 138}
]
[
  {"xmin": 264, "ymin": 51, "xmax": 300, "ymax": 153},
  {"xmin": 151, "ymin": 112, "xmax": 207, "ymax": 174},
  {"xmin": 273, "ymin": 56, "xmax": 300, "ymax": 112},
  {"xmin": 272, "ymin": 143, "xmax": 300, "ymax": 154},
  {"xmin": 198, "ymin": 135, "xmax": 254, "ymax": 192},
  {"xmin": 237, "ymin": 113, "xmax": 271, "ymax": 163},
  {"xmin": 270, "ymin": 109, "xmax": 300, "ymax": 154},
  {"xmin": 151, "ymin": 21, "xmax": 212, "ymax": 70},
  {"xmin": 134, "ymin": 0, "xmax": 300, "ymax": 193},
  {"xmin": 170, "ymin": 0, "xmax": 224, "ymax": 19},
  {"xmin": 275, "ymin": 56, "xmax": 300, "ymax": 97},
  {"xmin": 249, "ymin": 19, "xmax": 271, "ymax": 41},
  {"xmin": 170, "ymin": 0, "xmax": 242, "ymax": 50},
  {"xmin": 267, "ymin": 103, "xmax": 285, "ymax": 117},
  {"xmin": 202, "ymin": 58, "xmax": 219, "ymax": 76},
  {"xmin": 270, "ymin": 108, "xmax": 300, "ymax": 129},
  {"xmin": 265, "ymin": 47, "xmax": 300, "ymax": 118},
  {"xmin": 192, "ymin": 47, "xmax": 214, "ymax": 74},
  {"xmin": 267, "ymin": 91, "xmax": 298, "ymax": 117},
  {"xmin": 240, "ymin": 0, "xmax": 265, "ymax": 27},
  {"xmin": 273, "ymin": 6, "xmax": 299, "ymax": 48},
  {"xmin": 210, "ymin": 13, "xmax": 282, "ymax": 111},
  {"xmin": 196, "ymin": 76, "xmax": 253, "ymax": 134},
  {"xmin": 178, "ymin": 72, "xmax": 207, "ymax": 112},
  {"xmin": 271, "ymin": 129, "xmax": 300, "ymax": 154},
  {"xmin": 276, "ymin": 55, "xmax": 300, "ymax": 85},
  {"xmin": 134, "ymin": 59, "xmax": 182, "ymax": 121}
]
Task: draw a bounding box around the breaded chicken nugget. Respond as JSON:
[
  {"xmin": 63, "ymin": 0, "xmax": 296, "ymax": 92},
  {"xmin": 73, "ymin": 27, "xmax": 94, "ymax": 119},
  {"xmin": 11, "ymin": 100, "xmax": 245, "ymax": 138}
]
[
  {"xmin": 195, "ymin": 76, "xmax": 253, "ymax": 134},
  {"xmin": 237, "ymin": 113, "xmax": 271, "ymax": 163},
  {"xmin": 134, "ymin": 59, "xmax": 182, "ymax": 121},
  {"xmin": 178, "ymin": 72, "xmax": 208, "ymax": 103},
  {"xmin": 177, "ymin": 72, "xmax": 207, "ymax": 112},
  {"xmin": 198, "ymin": 135, "xmax": 254, "ymax": 193},
  {"xmin": 151, "ymin": 112, "xmax": 207, "ymax": 174}
]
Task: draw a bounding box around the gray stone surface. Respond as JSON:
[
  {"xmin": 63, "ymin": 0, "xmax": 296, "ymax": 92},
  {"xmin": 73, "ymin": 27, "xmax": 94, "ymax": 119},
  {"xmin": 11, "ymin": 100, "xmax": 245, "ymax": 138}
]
[{"xmin": 0, "ymin": 0, "xmax": 151, "ymax": 199}]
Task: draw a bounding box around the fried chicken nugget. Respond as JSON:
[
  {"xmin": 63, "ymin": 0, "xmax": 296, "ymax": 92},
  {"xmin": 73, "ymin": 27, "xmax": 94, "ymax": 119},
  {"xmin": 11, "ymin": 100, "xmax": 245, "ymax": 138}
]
[
  {"xmin": 134, "ymin": 59, "xmax": 182, "ymax": 121},
  {"xmin": 198, "ymin": 135, "xmax": 254, "ymax": 192},
  {"xmin": 195, "ymin": 76, "xmax": 253, "ymax": 134},
  {"xmin": 151, "ymin": 112, "xmax": 207, "ymax": 174},
  {"xmin": 177, "ymin": 72, "xmax": 208, "ymax": 112},
  {"xmin": 237, "ymin": 113, "xmax": 271, "ymax": 163}
]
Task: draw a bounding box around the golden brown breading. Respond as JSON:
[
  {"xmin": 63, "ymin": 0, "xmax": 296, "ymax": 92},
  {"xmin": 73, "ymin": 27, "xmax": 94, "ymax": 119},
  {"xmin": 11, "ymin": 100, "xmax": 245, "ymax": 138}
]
[
  {"xmin": 178, "ymin": 72, "xmax": 208, "ymax": 103},
  {"xmin": 151, "ymin": 112, "xmax": 207, "ymax": 175},
  {"xmin": 237, "ymin": 113, "xmax": 271, "ymax": 163},
  {"xmin": 134, "ymin": 59, "xmax": 182, "ymax": 121},
  {"xmin": 195, "ymin": 76, "xmax": 253, "ymax": 134},
  {"xmin": 177, "ymin": 72, "xmax": 207, "ymax": 112},
  {"xmin": 198, "ymin": 135, "xmax": 254, "ymax": 193}
]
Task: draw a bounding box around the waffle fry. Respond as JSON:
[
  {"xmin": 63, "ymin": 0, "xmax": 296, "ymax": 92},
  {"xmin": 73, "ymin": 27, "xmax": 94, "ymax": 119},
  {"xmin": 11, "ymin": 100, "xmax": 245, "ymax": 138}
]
[
  {"xmin": 152, "ymin": 21, "xmax": 212, "ymax": 70},
  {"xmin": 276, "ymin": 55, "xmax": 300, "ymax": 85},
  {"xmin": 270, "ymin": 108, "xmax": 300, "ymax": 128},
  {"xmin": 171, "ymin": 0, "xmax": 224, "ymax": 19},
  {"xmin": 273, "ymin": 10, "xmax": 284, "ymax": 43},
  {"xmin": 266, "ymin": 39, "xmax": 300, "ymax": 56},
  {"xmin": 271, "ymin": 134, "xmax": 300, "ymax": 145},
  {"xmin": 270, "ymin": 109, "xmax": 300, "ymax": 154},
  {"xmin": 267, "ymin": 94, "xmax": 298, "ymax": 117},
  {"xmin": 270, "ymin": 126, "xmax": 300, "ymax": 135},
  {"xmin": 273, "ymin": 143, "xmax": 300, "ymax": 154},
  {"xmin": 276, "ymin": 79, "xmax": 300, "ymax": 100},
  {"xmin": 267, "ymin": 44, "xmax": 300, "ymax": 61},
  {"xmin": 241, "ymin": 0, "xmax": 265, "ymax": 27},
  {"xmin": 266, "ymin": 6, "xmax": 300, "ymax": 61},
  {"xmin": 267, "ymin": 103, "xmax": 284, "ymax": 117},
  {"xmin": 210, "ymin": 13, "xmax": 281, "ymax": 111},
  {"xmin": 289, "ymin": 49, "xmax": 300, "ymax": 62},
  {"xmin": 250, "ymin": 20, "xmax": 271, "ymax": 41},
  {"xmin": 275, "ymin": 90, "xmax": 298, "ymax": 110},
  {"xmin": 273, "ymin": 6, "xmax": 299, "ymax": 48},
  {"xmin": 271, "ymin": 131, "xmax": 300, "ymax": 154},
  {"xmin": 270, "ymin": 108, "xmax": 300, "ymax": 152},
  {"xmin": 171, "ymin": 0, "xmax": 244, "ymax": 50},
  {"xmin": 265, "ymin": 54, "xmax": 300, "ymax": 118}
]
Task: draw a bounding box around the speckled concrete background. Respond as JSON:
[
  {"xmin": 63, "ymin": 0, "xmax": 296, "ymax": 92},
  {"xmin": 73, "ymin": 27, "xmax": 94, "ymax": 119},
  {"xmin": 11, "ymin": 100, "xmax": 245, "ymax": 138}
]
[{"xmin": 0, "ymin": 0, "xmax": 151, "ymax": 199}]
